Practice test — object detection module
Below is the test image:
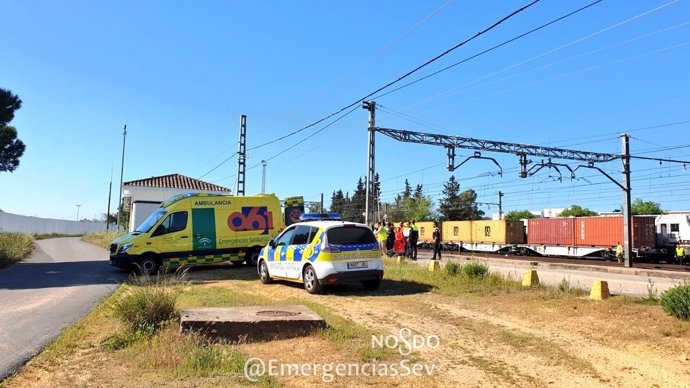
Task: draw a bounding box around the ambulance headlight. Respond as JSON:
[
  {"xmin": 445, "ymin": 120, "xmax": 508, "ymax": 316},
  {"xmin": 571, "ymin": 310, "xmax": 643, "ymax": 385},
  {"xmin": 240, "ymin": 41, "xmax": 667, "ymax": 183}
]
[{"xmin": 119, "ymin": 243, "xmax": 133, "ymax": 254}]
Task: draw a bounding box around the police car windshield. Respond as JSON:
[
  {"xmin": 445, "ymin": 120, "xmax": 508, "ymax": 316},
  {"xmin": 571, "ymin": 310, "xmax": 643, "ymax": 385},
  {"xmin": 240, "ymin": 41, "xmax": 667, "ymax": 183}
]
[
  {"xmin": 135, "ymin": 209, "xmax": 167, "ymax": 233},
  {"xmin": 326, "ymin": 226, "xmax": 377, "ymax": 245}
]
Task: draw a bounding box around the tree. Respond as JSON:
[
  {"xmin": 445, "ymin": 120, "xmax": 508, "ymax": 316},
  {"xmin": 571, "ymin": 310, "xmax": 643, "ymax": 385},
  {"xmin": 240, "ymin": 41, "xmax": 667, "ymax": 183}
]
[
  {"xmin": 330, "ymin": 190, "xmax": 347, "ymax": 215},
  {"xmin": 558, "ymin": 205, "xmax": 598, "ymax": 217},
  {"xmin": 631, "ymin": 198, "xmax": 664, "ymax": 215},
  {"xmin": 504, "ymin": 210, "xmax": 537, "ymax": 221},
  {"xmin": 438, "ymin": 176, "xmax": 461, "ymax": 220},
  {"xmin": 345, "ymin": 177, "xmax": 366, "ymax": 223},
  {"xmin": 438, "ymin": 176, "xmax": 484, "ymax": 220},
  {"xmin": 0, "ymin": 88, "xmax": 25, "ymax": 172}
]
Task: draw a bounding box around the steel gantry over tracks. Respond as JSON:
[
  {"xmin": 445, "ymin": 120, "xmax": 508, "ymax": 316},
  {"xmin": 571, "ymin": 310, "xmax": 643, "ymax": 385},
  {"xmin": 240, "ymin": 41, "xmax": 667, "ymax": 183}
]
[{"xmin": 362, "ymin": 100, "xmax": 637, "ymax": 267}]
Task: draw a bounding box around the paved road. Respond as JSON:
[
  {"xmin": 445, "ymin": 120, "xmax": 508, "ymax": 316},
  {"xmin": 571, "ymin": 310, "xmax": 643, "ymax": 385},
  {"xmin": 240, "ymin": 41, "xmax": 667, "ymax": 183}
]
[{"xmin": 0, "ymin": 238, "xmax": 127, "ymax": 381}]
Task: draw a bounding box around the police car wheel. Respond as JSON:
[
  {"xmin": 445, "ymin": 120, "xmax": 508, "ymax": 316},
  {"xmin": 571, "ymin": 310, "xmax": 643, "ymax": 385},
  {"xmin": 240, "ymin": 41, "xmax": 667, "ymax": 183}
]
[
  {"xmin": 259, "ymin": 260, "xmax": 272, "ymax": 284},
  {"xmin": 303, "ymin": 265, "xmax": 322, "ymax": 294},
  {"xmin": 139, "ymin": 256, "xmax": 159, "ymax": 276}
]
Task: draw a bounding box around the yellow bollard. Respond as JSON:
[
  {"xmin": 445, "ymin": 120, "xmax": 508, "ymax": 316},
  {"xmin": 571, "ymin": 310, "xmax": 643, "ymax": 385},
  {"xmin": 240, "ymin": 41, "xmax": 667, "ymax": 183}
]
[
  {"xmin": 428, "ymin": 260, "xmax": 441, "ymax": 271},
  {"xmin": 522, "ymin": 269, "xmax": 539, "ymax": 288},
  {"xmin": 589, "ymin": 280, "xmax": 610, "ymax": 300},
  {"xmin": 396, "ymin": 256, "xmax": 405, "ymax": 265}
]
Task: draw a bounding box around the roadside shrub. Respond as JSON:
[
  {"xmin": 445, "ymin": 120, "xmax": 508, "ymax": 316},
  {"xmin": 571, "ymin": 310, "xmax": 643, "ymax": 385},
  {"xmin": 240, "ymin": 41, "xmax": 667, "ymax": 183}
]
[
  {"xmin": 445, "ymin": 261, "xmax": 461, "ymax": 277},
  {"xmin": 82, "ymin": 231, "xmax": 121, "ymax": 250},
  {"xmin": 659, "ymin": 283, "xmax": 690, "ymax": 321},
  {"xmin": 0, "ymin": 233, "xmax": 34, "ymax": 268},
  {"xmin": 462, "ymin": 262, "xmax": 489, "ymax": 279},
  {"xmin": 110, "ymin": 272, "xmax": 185, "ymax": 334}
]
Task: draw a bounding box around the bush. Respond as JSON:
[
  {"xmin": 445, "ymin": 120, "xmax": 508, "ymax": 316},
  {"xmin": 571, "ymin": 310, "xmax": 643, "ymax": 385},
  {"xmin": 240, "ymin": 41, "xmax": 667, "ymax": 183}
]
[
  {"xmin": 462, "ymin": 262, "xmax": 489, "ymax": 279},
  {"xmin": 445, "ymin": 261, "xmax": 461, "ymax": 277},
  {"xmin": 82, "ymin": 231, "xmax": 121, "ymax": 250},
  {"xmin": 0, "ymin": 233, "xmax": 34, "ymax": 268},
  {"xmin": 110, "ymin": 272, "xmax": 185, "ymax": 334},
  {"xmin": 659, "ymin": 283, "xmax": 690, "ymax": 321}
]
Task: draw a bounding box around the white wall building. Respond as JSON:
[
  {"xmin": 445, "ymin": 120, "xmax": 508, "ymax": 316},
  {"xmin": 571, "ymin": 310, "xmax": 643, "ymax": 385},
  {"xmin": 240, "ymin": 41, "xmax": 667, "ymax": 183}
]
[{"xmin": 123, "ymin": 173, "xmax": 230, "ymax": 232}]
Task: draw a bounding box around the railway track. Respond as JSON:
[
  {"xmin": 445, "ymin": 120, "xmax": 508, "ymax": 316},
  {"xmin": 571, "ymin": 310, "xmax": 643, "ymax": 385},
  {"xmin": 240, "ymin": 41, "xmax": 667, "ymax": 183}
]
[{"xmin": 417, "ymin": 249, "xmax": 690, "ymax": 273}]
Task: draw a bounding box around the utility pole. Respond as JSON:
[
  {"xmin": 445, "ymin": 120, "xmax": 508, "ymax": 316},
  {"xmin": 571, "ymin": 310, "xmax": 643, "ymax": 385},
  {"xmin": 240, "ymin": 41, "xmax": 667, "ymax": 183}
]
[
  {"xmin": 116, "ymin": 125, "xmax": 127, "ymax": 232},
  {"xmin": 621, "ymin": 133, "xmax": 633, "ymax": 268},
  {"xmin": 261, "ymin": 160, "xmax": 267, "ymax": 194},
  {"xmin": 106, "ymin": 167, "xmax": 112, "ymax": 231},
  {"xmin": 236, "ymin": 115, "xmax": 247, "ymax": 196},
  {"xmin": 320, "ymin": 193, "xmax": 324, "ymax": 213},
  {"xmin": 498, "ymin": 191, "xmax": 504, "ymax": 220},
  {"xmin": 363, "ymin": 101, "xmax": 376, "ymax": 225},
  {"xmin": 76, "ymin": 204, "xmax": 81, "ymax": 221}
]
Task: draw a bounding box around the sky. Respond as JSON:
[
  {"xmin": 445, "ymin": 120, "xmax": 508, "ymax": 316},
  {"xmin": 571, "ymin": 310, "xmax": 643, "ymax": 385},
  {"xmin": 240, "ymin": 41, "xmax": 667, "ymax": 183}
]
[{"xmin": 1, "ymin": 0, "xmax": 689, "ymax": 221}]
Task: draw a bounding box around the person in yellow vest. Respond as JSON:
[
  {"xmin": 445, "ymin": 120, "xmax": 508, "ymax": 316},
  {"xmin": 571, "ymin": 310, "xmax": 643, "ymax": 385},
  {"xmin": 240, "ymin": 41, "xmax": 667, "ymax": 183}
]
[
  {"xmin": 376, "ymin": 222, "xmax": 388, "ymax": 256},
  {"xmin": 676, "ymin": 245, "xmax": 686, "ymax": 265},
  {"xmin": 615, "ymin": 242, "xmax": 623, "ymax": 264}
]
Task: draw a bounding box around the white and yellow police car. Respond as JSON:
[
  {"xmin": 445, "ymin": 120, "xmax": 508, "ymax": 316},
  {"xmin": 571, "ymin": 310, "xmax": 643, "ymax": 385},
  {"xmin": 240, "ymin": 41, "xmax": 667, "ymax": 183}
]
[{"xmin": 257, "ymin": 214, "xmax": 384, "ymax": 294}]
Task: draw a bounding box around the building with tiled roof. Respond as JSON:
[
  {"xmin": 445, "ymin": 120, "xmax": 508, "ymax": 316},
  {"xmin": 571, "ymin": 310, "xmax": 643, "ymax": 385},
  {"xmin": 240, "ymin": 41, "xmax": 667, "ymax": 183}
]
[{"xmin": 122, "ymin": 173, "xmax": 231, "ymax": 232}]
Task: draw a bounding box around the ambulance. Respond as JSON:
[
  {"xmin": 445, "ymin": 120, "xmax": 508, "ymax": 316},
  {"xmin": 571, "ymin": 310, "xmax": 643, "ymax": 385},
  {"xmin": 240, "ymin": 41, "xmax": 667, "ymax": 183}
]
[
  {"xmin": 257, "ymin": 215, "xmax": 384, "ymax": 294},
  {"xmin": 110, "ymin": 193, "xmax": 284, "ymax": 274}
]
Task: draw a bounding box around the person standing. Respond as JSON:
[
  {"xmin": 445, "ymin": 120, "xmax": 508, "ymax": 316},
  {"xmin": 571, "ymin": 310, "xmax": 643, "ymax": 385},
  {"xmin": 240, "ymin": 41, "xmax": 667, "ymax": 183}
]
[
  {"xmin": 409, "ymin": 220, "xmax": 419, "ymax": 260},
  {"xmin": 386, "ymin": 222, "xmax": 395, "ymax": 255},
  {"xmin": 402, "ymin": 222, "xmax": 411, "ymax": 258},
  {"xmin": 376, "ymin": 222, "xmax": 388, "ymax": 256},
  {"xmin": 615, "ymin": 242, "xmax": 623, "ymax": 264},
  {"xmin": 432, "ymin": 221, "xmax": 442, "ymax": 260},
  {"xmin": 676, "ymin": 245, "xmax": 686, "ymax": 265}
]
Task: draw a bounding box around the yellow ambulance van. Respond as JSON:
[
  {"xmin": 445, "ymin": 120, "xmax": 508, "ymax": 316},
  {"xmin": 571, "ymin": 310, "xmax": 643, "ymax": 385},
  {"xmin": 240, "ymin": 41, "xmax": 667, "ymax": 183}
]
[{"xmin": 110, "ymin": 193, "xmax": 284, "ymax": 274}]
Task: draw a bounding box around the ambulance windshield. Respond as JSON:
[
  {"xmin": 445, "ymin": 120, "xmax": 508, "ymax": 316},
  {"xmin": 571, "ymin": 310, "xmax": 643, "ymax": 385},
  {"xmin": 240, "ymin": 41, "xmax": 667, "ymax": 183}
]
[{"xmin": 135, "ymin": 209, "xmax": 167, "ymax": 233}]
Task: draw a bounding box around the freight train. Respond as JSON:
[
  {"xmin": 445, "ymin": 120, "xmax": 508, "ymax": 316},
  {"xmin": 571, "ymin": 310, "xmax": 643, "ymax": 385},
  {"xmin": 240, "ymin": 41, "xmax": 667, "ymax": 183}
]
[{"xmin": 413, "ymin": 213, "xmax": 690, "ymax": 261}]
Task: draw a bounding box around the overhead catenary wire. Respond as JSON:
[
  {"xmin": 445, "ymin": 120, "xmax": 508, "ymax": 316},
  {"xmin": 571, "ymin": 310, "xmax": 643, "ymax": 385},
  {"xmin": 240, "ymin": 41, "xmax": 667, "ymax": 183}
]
[{"xmin": 245, "ymin": 0, "xmax": 542, "ymax": 153}]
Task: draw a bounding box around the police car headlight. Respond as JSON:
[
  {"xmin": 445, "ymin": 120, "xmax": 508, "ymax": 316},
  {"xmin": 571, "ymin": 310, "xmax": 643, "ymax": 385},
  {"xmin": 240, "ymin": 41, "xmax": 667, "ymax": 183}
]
[{"xmin": 119, "ymin": 243, "xmax": 133, "ymax": 254}]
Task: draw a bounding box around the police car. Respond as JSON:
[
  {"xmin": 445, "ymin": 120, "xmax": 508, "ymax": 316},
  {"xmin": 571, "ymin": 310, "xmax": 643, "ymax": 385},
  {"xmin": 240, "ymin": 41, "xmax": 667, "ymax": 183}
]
[{"xmin": 257, "ymin": 214, "xmax": 384, "ymax": 294}]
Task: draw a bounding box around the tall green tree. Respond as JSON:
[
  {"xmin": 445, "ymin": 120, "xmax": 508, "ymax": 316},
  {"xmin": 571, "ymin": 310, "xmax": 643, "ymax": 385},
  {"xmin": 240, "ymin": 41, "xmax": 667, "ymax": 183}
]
[
  {"xmin": 631, "ymin": 198, "xmax": 664, "ymax": 215},
  {"xmin": 330, "ymin": 190, "xmax": 347, "ymax": 214},
  {"xmin": 438, "ymin": 176, "xmax": 461, "ymax": 220},
  {"xmin": 438, "ymin": 176, "xmax": 485, "ymax": 220},
  {"xmin": 345, "ymin": 177, "xmax": 366, "ymax": 223},
  {"xmin": 558, "ymin": 205, "xmax": 598, "ymax": 217},
  {"xmin": 0, "ymin": 88, "xmax": 25, "ymax": 172}
]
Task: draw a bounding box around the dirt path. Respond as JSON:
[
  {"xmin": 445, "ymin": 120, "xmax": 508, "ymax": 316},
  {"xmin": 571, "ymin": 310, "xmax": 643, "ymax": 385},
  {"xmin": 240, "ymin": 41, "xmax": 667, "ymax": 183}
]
[{"xmin": 206, "ymin": 274, "xmax": 690, "ymax": 387}]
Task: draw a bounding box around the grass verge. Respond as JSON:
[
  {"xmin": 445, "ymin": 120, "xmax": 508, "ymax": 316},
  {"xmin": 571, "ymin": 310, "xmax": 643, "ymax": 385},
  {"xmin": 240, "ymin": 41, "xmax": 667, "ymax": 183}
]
[
  {"xmin": 0, "ymin": 232, "xmax": 34, "ymax": 269},
  {"xmin": 82, "ymin": 231, "xmax": 121, "ymax": 250},
  {"xmin": 383, "ymin": 257, "xmax": 523, "ymax": 296}
]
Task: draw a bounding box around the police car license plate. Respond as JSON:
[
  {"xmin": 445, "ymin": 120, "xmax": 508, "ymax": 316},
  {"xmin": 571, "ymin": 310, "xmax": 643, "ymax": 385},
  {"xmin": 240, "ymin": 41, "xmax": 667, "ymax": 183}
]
[{"xmin": 347, "ymin": 261, "xmax": 368, "ymax": 269}]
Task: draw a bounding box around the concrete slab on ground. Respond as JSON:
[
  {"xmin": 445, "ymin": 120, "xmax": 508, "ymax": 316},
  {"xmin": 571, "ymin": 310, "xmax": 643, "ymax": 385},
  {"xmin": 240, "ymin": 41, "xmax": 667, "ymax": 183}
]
[{"xmin": 180, "ymin": 305, "xmax": 327, "ymax": 343}]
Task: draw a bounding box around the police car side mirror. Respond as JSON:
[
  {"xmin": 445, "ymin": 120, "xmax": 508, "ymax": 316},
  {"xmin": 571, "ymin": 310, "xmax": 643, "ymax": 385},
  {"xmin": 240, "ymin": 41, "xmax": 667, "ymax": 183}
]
[{"xmin": 268, "ymin": 239, "xmax": 276, "ymax": 248}]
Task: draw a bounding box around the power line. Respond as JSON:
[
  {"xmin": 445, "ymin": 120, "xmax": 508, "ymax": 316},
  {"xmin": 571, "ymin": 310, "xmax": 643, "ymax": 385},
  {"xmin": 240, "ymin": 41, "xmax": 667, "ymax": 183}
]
[
  {"xmin": 372, "ymin": 0, "xmax": 605, "ymax": 100},
  {"xmin": 245, "ymin": 0, "xmax": 542, "ymax": 153}
]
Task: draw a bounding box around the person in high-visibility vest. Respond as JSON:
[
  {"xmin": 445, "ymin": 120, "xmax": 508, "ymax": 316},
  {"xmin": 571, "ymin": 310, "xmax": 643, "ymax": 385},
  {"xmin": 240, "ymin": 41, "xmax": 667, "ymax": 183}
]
[
  {"xmin": 376, "ymin": 222, "xmax": 388, "ymax": 256},
  {"xmin": 676, "ymin": 245, "xmax": 686, "ymax": 265},
  {"xmin": 615, "ymin": 243, "xmax": 623, "ymax": 264}
]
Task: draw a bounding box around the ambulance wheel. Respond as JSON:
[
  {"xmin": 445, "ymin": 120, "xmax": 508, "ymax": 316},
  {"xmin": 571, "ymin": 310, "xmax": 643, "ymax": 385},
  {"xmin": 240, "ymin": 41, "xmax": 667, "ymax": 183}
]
[
  {"xmin": 303, "ymin": 265, "xmax": 323, "ymax": 294},
  {"xmin": 245, "ymin": 249, "xmax": 260, "ymax": 267},
  {"xmin": 138, "ymin": 256, "xmax": 159, "ymax": 276},
  {"xmin": 362, "ymin": 279, "xmax": 381, "ymax": 290},
  {"xmin": 259, "ymin": 260, "xmax": 272, "ymax": 284}
]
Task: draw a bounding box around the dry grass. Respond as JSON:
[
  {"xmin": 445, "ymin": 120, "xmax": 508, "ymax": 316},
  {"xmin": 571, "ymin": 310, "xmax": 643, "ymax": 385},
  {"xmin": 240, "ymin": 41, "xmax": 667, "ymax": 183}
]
[
  {"xmin": 5, "ymin": 262, "xmax": 690, "ymax": 387},
  {"xmin": 81, "ymin": 231, "xmax": 121, "ymax": 250},
  {"xmin": 0, "ymin": 232, "xmax": 33, "ymax": 268}
]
